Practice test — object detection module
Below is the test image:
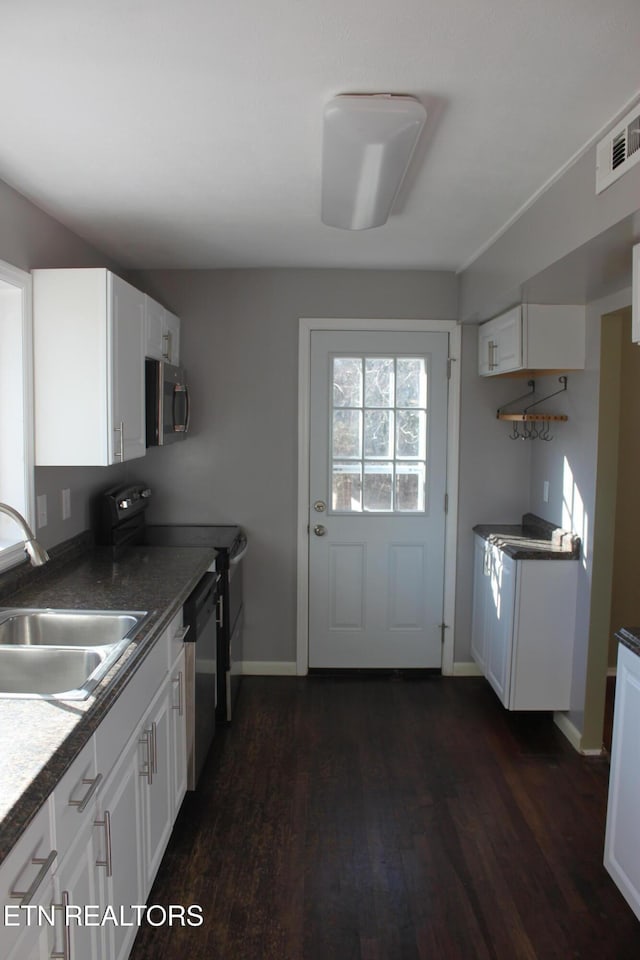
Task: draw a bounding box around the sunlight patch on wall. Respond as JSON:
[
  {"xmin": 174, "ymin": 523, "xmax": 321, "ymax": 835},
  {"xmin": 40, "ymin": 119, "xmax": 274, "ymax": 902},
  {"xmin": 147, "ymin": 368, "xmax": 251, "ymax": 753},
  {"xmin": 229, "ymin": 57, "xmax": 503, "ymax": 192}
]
[{"xmin": 563, "ymin": 455, "xmax": 588, "ymax": 569}]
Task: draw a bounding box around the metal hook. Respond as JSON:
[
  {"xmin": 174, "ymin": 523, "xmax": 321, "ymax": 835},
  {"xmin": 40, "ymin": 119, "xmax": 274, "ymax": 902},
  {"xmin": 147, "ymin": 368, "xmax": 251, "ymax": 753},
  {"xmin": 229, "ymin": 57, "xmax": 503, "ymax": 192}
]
[{"xmin": 509, "ymin": 420, "xmax": 520, "ymax": 440}]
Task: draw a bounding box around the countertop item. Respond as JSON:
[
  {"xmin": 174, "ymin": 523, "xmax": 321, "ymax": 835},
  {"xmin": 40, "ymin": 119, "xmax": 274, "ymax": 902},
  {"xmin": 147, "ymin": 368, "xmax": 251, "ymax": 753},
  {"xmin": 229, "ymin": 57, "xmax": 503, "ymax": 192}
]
[
  {"xmin": 0, "ymin": 541, "xmax": 215, "ymax": 865},
  {"xmin": 473, "ymin": 512, "xmax": 580, "ymax": 560},
  {"xmin": 616, "ymin": 627, "xmax": 640, "ymax": 658}
]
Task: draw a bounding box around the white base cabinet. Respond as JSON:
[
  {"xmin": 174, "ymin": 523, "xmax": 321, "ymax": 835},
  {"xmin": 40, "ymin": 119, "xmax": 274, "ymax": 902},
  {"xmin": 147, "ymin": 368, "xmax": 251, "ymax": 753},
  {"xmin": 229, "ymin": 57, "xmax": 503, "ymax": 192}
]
[
  {"xmin": 604, "ymin": 642, "xmax": 640, "ymax": 921},
  {"xmin": 478, "ymin": 303, "xmax": 585, "ymax": 377},
  {"xmin": 471, "ymin": 534, "xmax": 578, "ymax": 710},
  {"xmin": 0, "ymin": 611, "xmax": 189, "ymax": 960}
]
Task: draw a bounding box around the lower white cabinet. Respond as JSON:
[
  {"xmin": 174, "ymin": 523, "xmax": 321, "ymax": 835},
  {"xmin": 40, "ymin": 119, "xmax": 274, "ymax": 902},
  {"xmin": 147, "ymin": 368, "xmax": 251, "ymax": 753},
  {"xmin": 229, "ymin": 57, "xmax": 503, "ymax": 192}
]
[
  {"xmin": 0, "ymin": 619, "xmax": 189, "ymax": 960},
  {"xmin": 604, "ymin": 642, "xmax": 640, "ymax": 921},
  {"xmin": 0, "ymin": 802, "xmax": 57, "ymax": 960},
  {"xmin": 471, "ymin": 533, "xmax": 578, "ymax": 710}
]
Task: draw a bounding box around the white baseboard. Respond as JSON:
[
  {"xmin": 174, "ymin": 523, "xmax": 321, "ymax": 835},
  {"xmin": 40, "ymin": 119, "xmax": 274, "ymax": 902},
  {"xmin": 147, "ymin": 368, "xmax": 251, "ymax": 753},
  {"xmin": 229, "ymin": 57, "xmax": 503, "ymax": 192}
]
[
  {"xmin": 553, "ymin": 711, "xmax": 605, "ymax": 756},
  {"xmin": 240, "ymin": 661, "xmax": 297, "ymax": 676},
  {"xmin": 452, "ymin": 661, "xmax": 483, "ymax": 677}
]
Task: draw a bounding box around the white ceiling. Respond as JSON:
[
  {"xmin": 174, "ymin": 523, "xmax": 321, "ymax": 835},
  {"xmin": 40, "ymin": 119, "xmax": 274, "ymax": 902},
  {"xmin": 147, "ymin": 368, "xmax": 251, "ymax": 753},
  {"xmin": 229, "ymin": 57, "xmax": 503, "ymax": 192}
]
[{"xmin": 1, "ymin": 0, "xmax": 639, "ymax": 271}]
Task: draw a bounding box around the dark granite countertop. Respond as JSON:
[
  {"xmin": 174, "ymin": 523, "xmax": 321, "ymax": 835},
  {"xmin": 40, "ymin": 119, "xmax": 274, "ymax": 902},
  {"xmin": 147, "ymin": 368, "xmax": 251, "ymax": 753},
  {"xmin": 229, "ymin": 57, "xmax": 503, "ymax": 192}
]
[
  {"xmin": 616, "ymin": 627, "xmax": 640, "ymax": 658},
  {"xmin": 473, "ymin": 512, "xmax": 580, "ymax": 560},
  {"xmin": 0, "ymin": 542, "xmax": 215, "ymax": 865}
]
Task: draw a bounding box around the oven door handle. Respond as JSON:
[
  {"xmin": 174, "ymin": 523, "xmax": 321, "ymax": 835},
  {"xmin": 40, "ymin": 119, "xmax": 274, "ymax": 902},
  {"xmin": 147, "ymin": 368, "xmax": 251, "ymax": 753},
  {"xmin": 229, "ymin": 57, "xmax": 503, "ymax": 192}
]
[{"xmin": 230, "ymin": 539, "xmax": 248, "ymax": 566}]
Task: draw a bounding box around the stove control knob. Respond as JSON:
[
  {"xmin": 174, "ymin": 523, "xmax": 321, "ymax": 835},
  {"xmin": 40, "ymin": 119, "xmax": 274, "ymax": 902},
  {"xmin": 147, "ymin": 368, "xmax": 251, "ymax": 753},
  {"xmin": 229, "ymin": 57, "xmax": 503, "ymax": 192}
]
[
  {"xmin": 141, "ymin": 488, "xmax": 152, "ymax": 498},
  {"xmin": 119, "ymin": 498, "xmax": 133, "ymax": 510}
]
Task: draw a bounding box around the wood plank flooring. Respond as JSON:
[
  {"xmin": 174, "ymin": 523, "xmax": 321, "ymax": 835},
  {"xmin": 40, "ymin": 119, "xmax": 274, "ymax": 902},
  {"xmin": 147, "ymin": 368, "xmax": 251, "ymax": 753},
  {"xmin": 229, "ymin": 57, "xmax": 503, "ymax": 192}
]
[{"xmin": 129, "ymin": 676, "xmax": 640, "ymax": 960}]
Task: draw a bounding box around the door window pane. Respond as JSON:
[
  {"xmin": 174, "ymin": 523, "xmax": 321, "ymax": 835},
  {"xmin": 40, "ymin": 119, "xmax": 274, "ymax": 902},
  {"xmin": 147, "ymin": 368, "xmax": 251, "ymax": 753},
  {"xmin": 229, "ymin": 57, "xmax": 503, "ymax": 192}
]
[
  {"xmin": 330, "ymin": 355, "xmax": 428, "ymax": 513},
  {"xmin": 365, "ymin": 358, "xmax": 394, "ymax": 407},
  {"xmin": 396, "ymin": 463, "xmax": 426, "ymax": 512},
  {"xmin": 364, "ymin": 409, "xmax": 393, "ymax": 458},
  {"xmin": 332, "ymin": 463, "xmax": 362, "ymax": 511},
  {"xmin": 396, "ymin": 358, "xmax": 426, "ymax": 408},
  {"xmin": 333, "ymin": 357, "xmax": 362, "ymax": 407},
  {"xmin": 332, "ymin": 409, "xmax": 362, "ymax": 459},
  {"xmin": 364, "ymin": 463, "xmax": 393, "ymax": 512},
  {"xmin": 396, "ymin": 410, "xmax": 425, "ymax": 459}
]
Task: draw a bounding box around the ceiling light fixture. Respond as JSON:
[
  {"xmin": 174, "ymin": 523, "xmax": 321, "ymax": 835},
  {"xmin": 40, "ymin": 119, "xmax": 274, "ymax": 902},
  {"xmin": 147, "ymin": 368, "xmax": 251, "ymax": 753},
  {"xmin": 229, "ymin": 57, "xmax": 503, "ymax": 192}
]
[{"xmin": 321, "ymin": 94, "xmax": 427, "ymax": 231}]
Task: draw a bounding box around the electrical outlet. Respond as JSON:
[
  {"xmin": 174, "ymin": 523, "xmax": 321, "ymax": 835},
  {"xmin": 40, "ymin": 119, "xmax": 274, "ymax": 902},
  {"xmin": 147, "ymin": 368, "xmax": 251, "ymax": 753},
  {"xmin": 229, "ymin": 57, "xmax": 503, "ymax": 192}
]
[
  {"xmin": 36, "ymin": 494, "xmax": 48, "ymax": 528},
  {"xmin": 543, "ymin": 480, "xmax": 550, "ymax": 503},
  {"xmin": 62, "ymin": 488, "xmax": 71, "ymax": 520}
]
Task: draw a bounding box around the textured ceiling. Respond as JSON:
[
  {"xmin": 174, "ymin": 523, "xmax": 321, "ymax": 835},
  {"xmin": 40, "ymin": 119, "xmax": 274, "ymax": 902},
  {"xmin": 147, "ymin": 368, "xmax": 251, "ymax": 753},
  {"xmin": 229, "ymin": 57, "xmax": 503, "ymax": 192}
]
[{"xmin": 1, "ymin": 0, "xmax": 639, "ymax": 270}]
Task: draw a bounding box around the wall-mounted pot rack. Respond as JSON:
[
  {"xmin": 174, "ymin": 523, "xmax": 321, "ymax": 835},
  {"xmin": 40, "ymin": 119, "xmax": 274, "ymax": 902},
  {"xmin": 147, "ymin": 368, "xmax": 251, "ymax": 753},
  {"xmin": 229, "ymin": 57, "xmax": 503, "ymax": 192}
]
[{"xmin": 497, "ymin": 376, "xmax": 568, "ymax": 440}]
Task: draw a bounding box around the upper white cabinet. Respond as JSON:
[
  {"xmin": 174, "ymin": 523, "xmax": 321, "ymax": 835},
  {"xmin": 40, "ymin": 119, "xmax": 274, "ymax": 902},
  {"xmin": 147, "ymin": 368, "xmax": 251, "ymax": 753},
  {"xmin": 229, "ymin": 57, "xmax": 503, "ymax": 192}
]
[
  {"xmin": 33, "ymin": 268, "xmax": 145, "ymax": 465},
  {"xmin": 478, "ymin": 303, "xmax": 586, "ymax": 376},
  {"xmin": 144, "ymin": 295, "xmax": 180, "ymax": 364},
  {"xmin": 632, "ymin": 243, "xmax": 640, "ymax": 343}
]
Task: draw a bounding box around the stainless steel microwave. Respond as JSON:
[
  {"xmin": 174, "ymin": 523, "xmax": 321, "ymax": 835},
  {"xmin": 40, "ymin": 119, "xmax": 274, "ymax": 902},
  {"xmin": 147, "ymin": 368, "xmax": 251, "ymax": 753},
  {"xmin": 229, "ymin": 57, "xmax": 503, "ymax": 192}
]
[{"xmin": 145, "ymin": 359, "xmax": 190, "ymax": 446}]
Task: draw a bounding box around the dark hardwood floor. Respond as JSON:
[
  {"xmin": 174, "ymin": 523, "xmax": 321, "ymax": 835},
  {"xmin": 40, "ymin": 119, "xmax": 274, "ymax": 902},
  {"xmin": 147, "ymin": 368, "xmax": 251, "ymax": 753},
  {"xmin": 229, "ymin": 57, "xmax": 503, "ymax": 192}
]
[{"xmin": 129, "ymin": 676, "xmax": 640, "ymax": 960}]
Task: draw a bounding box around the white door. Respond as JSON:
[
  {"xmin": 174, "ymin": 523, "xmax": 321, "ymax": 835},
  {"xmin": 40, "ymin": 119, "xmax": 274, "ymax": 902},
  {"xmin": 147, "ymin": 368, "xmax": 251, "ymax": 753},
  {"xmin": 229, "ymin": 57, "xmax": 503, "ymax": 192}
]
[{"xmin": 308, "ymin": 330, "xmax": 449, "ymax": 669}]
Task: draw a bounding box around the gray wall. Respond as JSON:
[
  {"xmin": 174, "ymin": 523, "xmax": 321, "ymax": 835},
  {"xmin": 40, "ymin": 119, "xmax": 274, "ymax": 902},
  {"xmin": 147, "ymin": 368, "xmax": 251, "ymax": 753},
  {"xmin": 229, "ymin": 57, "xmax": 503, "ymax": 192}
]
[
  {"xmin": 0, "ymin": 177, "xmax": 131, "ymax": 549},
  {"xmin": 459, "ymin": 135, "xmax": 640, "ymax": 322},
  {"xmin": 528, "ymin": 288, "xmax": 632, "ymax": 736},
  {"xmin": 130, "ymin": 268, "xmax": 525, "ymax": 667}
]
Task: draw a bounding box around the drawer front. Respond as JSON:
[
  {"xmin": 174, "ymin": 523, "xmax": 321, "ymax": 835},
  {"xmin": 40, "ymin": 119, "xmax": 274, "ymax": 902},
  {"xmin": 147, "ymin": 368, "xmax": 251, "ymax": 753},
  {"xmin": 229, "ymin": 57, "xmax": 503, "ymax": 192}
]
[
  {"xmin": 0, "ymin": 801, "xmax": 55, "ymax": 956},
  {"xmin": 95, "ymin": 633, "xmax": 167, "ymax": 774},
  {"xmin": 52, "ymin": 736, "xmax": 99, "ymax": 855}
]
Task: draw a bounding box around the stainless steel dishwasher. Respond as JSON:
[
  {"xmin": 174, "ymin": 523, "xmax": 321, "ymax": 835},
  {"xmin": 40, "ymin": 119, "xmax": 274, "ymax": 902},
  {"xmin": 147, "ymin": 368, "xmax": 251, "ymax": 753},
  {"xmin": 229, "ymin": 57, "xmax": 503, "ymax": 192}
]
[{"xmin": 183, "ymin": 571, "xmax": 220, "ymax": 790}]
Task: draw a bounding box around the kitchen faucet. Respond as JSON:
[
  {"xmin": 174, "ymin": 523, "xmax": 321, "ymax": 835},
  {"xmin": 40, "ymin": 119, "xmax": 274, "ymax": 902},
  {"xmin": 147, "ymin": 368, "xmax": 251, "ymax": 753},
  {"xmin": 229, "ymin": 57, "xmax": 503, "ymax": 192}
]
[{"xmin": 0, "ymin": 502, "xmax": 50, "ymax": 566}]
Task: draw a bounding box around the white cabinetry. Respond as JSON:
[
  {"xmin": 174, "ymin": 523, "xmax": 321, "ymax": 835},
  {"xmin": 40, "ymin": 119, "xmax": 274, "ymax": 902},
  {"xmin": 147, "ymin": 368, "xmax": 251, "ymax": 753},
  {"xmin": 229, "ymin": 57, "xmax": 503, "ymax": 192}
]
[
  {"xmin": 0, "ymin": 802, "xmax": 56, "ymax": 960},
  {"xmin": 478, "ymin": 304, "xmax": 585, "ymax": 377},
  {"xmin": 604, "ymin": 641, "xmax": 640, "ymax": 921},
  {"xmin": 471, "ymin": 534, "xmax": 577, "ymax": 710},
  {"xmin": 144, "ymin": 295, "xmax": 180, "ymax": 364},
  {"xmin": 633, "ymin": 244, "xmax": 640, "ymax": 343},
  {"xmin": 33, "ymin": 268, "xmax": 146, "ymax": 465}
]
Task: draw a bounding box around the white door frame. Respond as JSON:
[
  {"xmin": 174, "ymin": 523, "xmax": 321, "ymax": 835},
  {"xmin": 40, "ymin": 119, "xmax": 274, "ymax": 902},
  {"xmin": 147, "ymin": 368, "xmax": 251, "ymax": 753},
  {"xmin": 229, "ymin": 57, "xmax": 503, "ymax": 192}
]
[{"xmin": 296, "ymin": 317, "xmax": 461, "ymax": 676}]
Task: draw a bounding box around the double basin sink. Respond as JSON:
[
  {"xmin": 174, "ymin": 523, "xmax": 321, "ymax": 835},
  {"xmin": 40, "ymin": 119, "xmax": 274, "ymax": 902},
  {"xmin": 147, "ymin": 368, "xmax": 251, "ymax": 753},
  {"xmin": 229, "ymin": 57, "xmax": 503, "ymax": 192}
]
[{"xmin": 0, "ymin": 608, "xmax": 149, "ymax": 700}]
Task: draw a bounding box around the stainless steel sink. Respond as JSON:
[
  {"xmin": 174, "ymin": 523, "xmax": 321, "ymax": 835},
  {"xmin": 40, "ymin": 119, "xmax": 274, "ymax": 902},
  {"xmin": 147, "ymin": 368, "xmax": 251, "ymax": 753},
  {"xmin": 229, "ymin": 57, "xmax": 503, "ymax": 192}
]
[
  {"xmin": 0, "ymin": 608, "xmax": 149, "ymax": 700},
  {"xmin": 0, "ymin": 610, "xmax": 143, "ymax": 648}
]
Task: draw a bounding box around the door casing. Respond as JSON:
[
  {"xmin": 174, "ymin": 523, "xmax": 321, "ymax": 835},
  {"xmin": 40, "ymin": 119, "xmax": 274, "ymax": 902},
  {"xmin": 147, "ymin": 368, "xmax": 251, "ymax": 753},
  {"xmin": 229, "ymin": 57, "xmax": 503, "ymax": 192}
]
[{"xmin": 297, "ymin": 317, "xmax": 461, "ymax": 676}]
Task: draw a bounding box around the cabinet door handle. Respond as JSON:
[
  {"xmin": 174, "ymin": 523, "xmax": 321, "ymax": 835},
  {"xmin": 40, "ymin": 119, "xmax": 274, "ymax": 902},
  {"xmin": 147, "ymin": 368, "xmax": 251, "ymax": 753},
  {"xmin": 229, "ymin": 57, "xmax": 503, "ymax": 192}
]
[
  {"xmin": 114, "ymin": 420, "xmax": 125, "ymax": 460},
  {"xmin": 95, "ymin": 810, "xmax": 113, "ymax": 877},
  {"xmin": 151, "ymin": 720, "xmax": 158, "ymax": 776},
  {"xmin": 139, "ymin": 728, "xmax": 153, "ymax": 784},
  {"xmin": 162, "ymin": 330, "xmax": 172, "ymax": 360},
  {"xmin": 68, "ymin": 773, "xmax": 103, "ymax": 813},
  {"xmin": 51, "ymin": 890, "xmax": 71, "ymax": 960},
  {"xmin": 10, "ymin": 849, "xmax": 57, "ymax": 906},
  {"xmin": 172, "ymin": 671, "xmax": 184, "ymax": 716},
  {"xmin": 488, "ymin": 340, "xmax": 499, "ymax": 371},
  {"xmin": 216, "ymin": 595, "xmax": 224, "ymax": 629}
]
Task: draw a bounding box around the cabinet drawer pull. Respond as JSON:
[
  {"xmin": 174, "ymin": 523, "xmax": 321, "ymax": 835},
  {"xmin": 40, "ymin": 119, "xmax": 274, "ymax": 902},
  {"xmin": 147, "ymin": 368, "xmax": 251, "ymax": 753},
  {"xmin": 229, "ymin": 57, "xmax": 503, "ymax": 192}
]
[
  {"xmin": 10, "ymin": 849, "xmax": 57, "ymax": 906},
  {"xmin": 68, "ymin": 773, "xmax": 103, "ymax": 813},
  {"xmin": 151, "ymin": 720, "xmax": 158, "ymax": 775},
  {"xmin": 114, "ymin": 420, "xmax": 125, "ymax": 460},
  {"xmin": 51, "ymin": 890, "xmax": 71, "ymax": 960},
  {"xmin": 139, "ymin": 729, "xmax": 153, "ymax": 784},
  {"xmin": 172, "ymin": 671, "xmax": 184, "ymax": 716},
  {"xmin": 95, "ymin": 810, "xmax": 113, "ymax": 877}
]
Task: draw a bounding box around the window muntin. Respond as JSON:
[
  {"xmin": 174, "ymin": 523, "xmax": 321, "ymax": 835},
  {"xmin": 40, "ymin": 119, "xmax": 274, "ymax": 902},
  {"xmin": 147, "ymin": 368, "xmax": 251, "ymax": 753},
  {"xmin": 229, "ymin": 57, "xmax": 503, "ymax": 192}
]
[{"xmin": 330, "ymin": 355, "xmax": 428, "ymax": 513}]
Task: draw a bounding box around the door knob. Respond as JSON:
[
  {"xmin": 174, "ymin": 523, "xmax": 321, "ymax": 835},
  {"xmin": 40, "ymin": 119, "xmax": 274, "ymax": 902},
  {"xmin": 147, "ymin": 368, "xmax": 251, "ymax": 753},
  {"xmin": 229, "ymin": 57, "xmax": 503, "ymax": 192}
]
[
  {"xmin": 313, "ymin": 500, "xmax": 326, "ymax": 513},
  {"xmin": 313, "ymin": 524, "xmax": 327, "ymax": 537}
]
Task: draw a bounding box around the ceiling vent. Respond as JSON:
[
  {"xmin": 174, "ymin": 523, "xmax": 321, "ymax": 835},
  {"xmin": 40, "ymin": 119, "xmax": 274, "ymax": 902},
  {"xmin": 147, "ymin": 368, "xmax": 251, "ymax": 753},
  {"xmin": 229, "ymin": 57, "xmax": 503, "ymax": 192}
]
[{"xmin": 596, "ymin": 103, "xmax": 640, "ymax": 194}]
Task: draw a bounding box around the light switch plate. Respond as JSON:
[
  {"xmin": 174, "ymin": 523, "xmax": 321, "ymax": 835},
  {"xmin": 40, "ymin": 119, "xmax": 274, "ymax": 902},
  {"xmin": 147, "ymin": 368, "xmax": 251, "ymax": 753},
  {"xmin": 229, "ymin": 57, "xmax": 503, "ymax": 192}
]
[
  {"xmin": 37, "ymin": 494, "xmax": 48, "ymax": 528},
  {"xmin": 62, "ymin": 488, "xmax": 71, "ymax": 520},
  {"xmin": 543, "ymin": 480, "xmax": 550, "ymax": 503}
]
